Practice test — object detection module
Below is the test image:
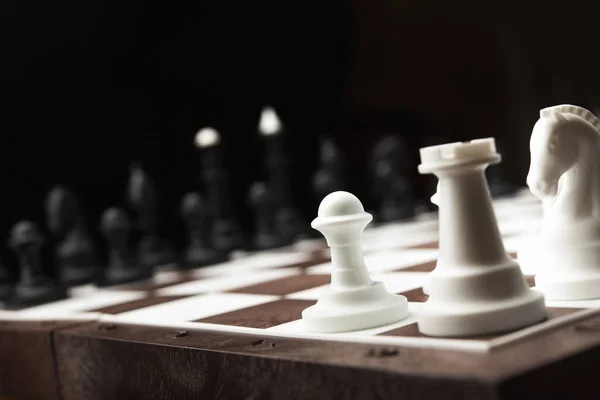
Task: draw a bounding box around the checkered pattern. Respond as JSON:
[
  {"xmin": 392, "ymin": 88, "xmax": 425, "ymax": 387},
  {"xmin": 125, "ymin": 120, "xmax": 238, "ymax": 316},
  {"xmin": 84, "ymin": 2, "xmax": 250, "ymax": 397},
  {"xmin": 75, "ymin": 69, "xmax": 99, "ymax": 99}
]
[{"xmin": 2, "ymin": 189, "xmax": 599, "ymax": 352}]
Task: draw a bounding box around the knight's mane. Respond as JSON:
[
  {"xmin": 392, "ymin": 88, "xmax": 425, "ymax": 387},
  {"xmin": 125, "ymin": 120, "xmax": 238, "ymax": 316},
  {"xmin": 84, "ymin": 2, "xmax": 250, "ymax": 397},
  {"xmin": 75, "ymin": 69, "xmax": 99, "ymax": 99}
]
[{"xmin": 540, "ymin": 104, "xmax": 600, "ymax": 133}]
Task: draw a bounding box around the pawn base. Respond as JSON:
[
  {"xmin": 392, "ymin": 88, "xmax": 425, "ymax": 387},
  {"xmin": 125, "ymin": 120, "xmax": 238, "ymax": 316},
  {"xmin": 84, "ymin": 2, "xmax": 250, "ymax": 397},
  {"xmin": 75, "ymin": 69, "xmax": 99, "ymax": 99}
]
[
  {"xmin": 418, "ymin": 289, "xmax": 546, "ymax": 337},
  {"xmin": 183, "ymin": 247, "xmax": 224, "ymax": 268},
  {"xmin": 61, "ymin": 264, "xmax": 100, "ymax": 287},
  {"xmin": 302, "ymin": 281, "xmax": 409, "ymax": 333},
  {"xmin": 253, "ymin": 233, "xmax": 288, "ymax": 251},
  {"xmin": 99, "ymin": 264, "xmax": 153, "ymax": 287},
  {"xmin": 139, "ymin": 237, "xmax": 176, "ymax": 268},
  {"xmin": 0, "ymin": 281, "xmax": 13, "ymax": 301},
  {"xmin": 6, "ymin": 281, "xmax": 67, "ymax": 308},
  {"xmin": 139, "ymin": 249, "xmax": 175, "ymax": 269}
]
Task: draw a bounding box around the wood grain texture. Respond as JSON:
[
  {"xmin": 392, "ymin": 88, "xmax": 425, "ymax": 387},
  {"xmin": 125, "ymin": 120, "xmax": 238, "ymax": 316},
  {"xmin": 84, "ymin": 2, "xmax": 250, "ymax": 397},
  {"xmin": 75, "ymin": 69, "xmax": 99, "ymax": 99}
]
[
  {"xmin": 0, "ymin": 319, "xmax": 93, "ymax": 400},
  {"xmin": 54, "ymin": 312, "xmax": 600, "ymax": 400}
]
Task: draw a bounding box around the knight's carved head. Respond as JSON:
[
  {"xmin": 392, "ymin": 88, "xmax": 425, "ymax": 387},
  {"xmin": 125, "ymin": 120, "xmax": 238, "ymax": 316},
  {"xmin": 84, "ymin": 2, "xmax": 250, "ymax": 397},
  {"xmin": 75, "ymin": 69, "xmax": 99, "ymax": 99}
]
[{"xmin": 526, "ymin": 108, "xmax": 583, "ymax": 198}]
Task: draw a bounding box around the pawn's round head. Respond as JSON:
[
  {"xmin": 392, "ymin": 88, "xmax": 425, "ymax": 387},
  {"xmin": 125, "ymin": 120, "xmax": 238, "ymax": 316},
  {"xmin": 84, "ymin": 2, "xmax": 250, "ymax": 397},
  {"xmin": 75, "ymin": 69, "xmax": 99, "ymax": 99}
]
[
  {"xmin": 8, "ymin": 221, "xmax": 44, "ymax": 249},
  {"xmin": 313, "ymin": 191, "xmax": 372, "ymax": 245},
  {"xmin": 317, "ymin": 191, "xmax": 364, "ymax": 218},
  {"xmin": 100, "ymin": 208, "xmax": 131, "ymax": 233},
  {"xmin": 194, "ymin": 127, "xmax": 220, "ymax": 149}
]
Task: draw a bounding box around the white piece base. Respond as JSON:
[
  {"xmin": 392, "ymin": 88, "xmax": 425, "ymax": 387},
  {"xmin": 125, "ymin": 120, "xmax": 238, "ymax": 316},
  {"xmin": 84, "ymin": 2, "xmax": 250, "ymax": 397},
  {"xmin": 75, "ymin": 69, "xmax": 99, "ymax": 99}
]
[
  {"xmin": 418, "ymin": 289, "xmax": 546, "ymax": 337},
  {"xmin": 422, "ymin": 274, "xmax": 431, "ymax": 295},
  {"xmin": 536, "ymin": 272, "xmax": 600, "ymax": 300},
  {"xmin": 302, "ymin": 281, "xmax": 409, "ymax": 333},
  {"xmin": 535, "ymin": 239, "xmax": 600, "ymax": 300}
]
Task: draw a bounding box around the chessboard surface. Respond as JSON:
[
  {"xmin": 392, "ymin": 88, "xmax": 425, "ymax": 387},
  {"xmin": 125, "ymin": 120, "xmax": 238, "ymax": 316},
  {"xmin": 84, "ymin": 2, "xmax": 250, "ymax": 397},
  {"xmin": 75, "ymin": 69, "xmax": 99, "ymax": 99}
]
[
  {"xmin": 2, "ymin": 189, "xmax": 599, "ymax": 346},
  {"xmin": 4, "ymin": 189, "xmax": 600, "ymax": 400}
]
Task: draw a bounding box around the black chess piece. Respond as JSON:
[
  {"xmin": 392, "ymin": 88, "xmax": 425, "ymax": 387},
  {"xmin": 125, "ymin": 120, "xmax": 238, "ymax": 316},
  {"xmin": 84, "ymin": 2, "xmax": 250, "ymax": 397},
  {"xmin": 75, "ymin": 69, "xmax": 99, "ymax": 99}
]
[
  {"xmin": 180, "ymin": 192, "xmax": 221, "ymax": 267},
  {"xmin": 99, "ymin": 207, "xmax": 150, "ymax": 286},
  {"xmin": 370, "ymin": 135, "xmax": 416, "ymax": 222},
  {"xmin": 312, "ymin": 137, "xmax": 346, "ymax": 202},
  {"xmin": 0, "ymin": 260, "xmax": 13, "ymax": 301},
  {"xmin": 7, "ymin": 221, "xmax": 66, "ymax": 307},
  {"xmin": 319, "ymin": 136, "xmax": 346, "ymax": 173},
  {"xmin": 45, "ymin": 185, "xmax": 100, "ymax": 286},
  {"xmin": 248, "ymin": 182, "xmax": 286, "ymax": 250},
  {"xmin": 313, "ymin": 169, "xmax": 344, "ymax": 203},
  {"xmin": 373, "ymin": 158, "xmax": 416, "ymax": 222},
  {"xmin": 259, "ymin": 107, "xmax": 306, "ymax": 243},
  {"xmin": 195, "ymin": 128, "xmax": 245, "ymax": 255},
  {"xmin": 486, "ymin": 141, "xmax": 518, "ymax": 198},
  {"xmin": 128, "ymin": 164, "xmax": 175, "ymax": 270}
]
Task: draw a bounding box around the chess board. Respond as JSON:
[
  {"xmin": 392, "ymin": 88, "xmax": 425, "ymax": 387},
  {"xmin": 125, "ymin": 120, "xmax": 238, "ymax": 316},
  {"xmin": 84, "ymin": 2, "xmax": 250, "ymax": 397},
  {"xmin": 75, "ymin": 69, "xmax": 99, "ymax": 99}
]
[{"xmin": 3, "ymin": 189, "xmax": 600, "ymax": 400}]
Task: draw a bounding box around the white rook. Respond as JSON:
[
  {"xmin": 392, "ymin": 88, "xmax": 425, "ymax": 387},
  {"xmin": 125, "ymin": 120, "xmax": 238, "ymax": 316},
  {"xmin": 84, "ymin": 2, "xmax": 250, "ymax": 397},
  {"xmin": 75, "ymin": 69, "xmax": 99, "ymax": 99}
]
[{"xmin": 417, "ymin": 138, "xmax": 546, "ymax": 337}]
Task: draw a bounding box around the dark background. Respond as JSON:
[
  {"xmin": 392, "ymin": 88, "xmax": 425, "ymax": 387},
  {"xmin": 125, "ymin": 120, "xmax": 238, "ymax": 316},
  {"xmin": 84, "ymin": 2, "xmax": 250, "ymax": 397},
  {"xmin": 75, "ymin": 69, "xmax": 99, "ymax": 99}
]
[{"xmin": 2, "ymin": 0, "xmax": 600, "ymax": 255}]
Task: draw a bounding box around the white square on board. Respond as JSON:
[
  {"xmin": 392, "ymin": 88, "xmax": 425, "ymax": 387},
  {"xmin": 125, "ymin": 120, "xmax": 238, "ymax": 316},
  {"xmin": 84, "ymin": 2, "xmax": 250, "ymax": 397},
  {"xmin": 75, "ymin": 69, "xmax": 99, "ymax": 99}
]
[
  {"xmin": 18, "ymin": 290, "xmax": 146, "ymax": 317},
  {"xmin": 158, "ymin": 268, "xmax": 300, "ymax": 296},
  {"xmin": 111, "ymin": 292, "xmax": 278, "ymax": 323},
  {"xmin": 305, "ymin": 249, "xmax": 438, "ymax": 275}
]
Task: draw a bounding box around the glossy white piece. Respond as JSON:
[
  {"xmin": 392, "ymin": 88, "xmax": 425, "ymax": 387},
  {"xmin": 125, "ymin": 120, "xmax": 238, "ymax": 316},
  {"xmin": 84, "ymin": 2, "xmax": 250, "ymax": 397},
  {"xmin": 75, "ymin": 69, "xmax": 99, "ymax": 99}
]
[
  {"xmin": 302, "ymin": 191, "xmax": 409, "ymax": 333},
  {"xmin": 527, "ymin": 105, "xmax": 600, "ymax": 300},
  {"xmin": 258, "ymin": 106, "xmax": 282, "ymax": 136},
  {"xmin": 194, "ymin": 127, "xmax": 220, "ymax": 148},
  {"xmin": 422, "ymin": 181, "xmax": 440, "ymax": 295},
  {"xmin": 417, "ymin": 138, "xmax": 546, "ymax": 337}
]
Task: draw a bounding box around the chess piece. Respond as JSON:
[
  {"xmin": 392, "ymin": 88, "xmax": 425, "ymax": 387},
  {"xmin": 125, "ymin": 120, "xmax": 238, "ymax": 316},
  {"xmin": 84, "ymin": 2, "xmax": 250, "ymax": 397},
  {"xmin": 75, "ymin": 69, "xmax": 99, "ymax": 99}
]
[
  {"xmin": 527, "ymin": 105, "xmax": 600, "ymax": 300},
  {"xmin": 180, "ymin": 192, "xmax": 221, "ymax": 267},
  {"xmin": 7, "ymin": 221, "xmax": 66, "ymax": 307},
  {"xmin": 259, "ymin": 106, "xmax": 306, "ymax": 243},
  {"xmin": 248, "ymin": 182, "xmax": 286, "ymax": 250},
  {"xmin": 45, "ymin": 185, "xmax": 100, "ymax": 286},
  {"xmin": 128, "ymin": 164, "xmax": 175, "ymax": 270},
  {"xmin": 375, "ymin": 161, "xmax": 415, "ymax": 222},
  {"xmin": 0, "ymin": 260, "xmax": 12, "ymax": 301},
  {"xmin": 195, "ymin": 128, "xmax": 245, "ymax": 255},
  {"xmin": 312, "ymin": 137, "xmax": 346, "ymax": 202},
  {"xmin": 302, "ymin": 191, "xmax": 409, "ymax": 333},
  {"xmin": 421, "ymin": 136, "xmax": 446, "ymax": 211},
  {"xmin": 370, "ymin": 135, "xmax": 415, "ymax": 222},
  {"xmin": 486, "ymin": 140, "xmax": 518, "ymax": 198},
  {"xmin": 99, "ymin": 207, "xmax": 150, "ymax": 286},
  {"xmin": 417, "ymin": 138, "xmax": 546, "ymax": 337}
]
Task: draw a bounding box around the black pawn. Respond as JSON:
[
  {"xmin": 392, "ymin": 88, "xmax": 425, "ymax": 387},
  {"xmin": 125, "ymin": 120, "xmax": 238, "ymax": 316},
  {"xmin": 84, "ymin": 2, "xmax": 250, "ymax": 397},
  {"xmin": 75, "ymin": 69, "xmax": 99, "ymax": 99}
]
[
  {"xmin": 180, "ymin": 193, "xmax": 221, "ymax": 267},
  {"xmin": 128, "ymin": 164, "xmax": 175, "ymax": 269},
  {"xmin": 195, "ymin": 129, "xmax": 245, "ymax": 254},
  {"xmin": 0, "ymin": 259, "xmax": 13, "ymax": 301},
  {"xmin": 312, "ymin": 137, "xmax": 346, "ymax": 202},
  {"xmin": 374, "ymin": 158, "xmax": 415, "ymax": 222},
  {"xmin": 99, "ymin": 207, "xmax": 150, "ymax": 286},
  {"xmin": 486, "ymin": 142, "xmax": 518, "ymax": 198},
  {"xmin": 370, "ymin": 135, "xmax": 415, "ymax": 222},
  {"xmin": 379, "ymin": 173, "xmax": 416, "ymax": 221},
  {"xmin": 7, "ymin": 221, "xmax": 66, "ymax": 307},
  {"xmin": 248, "ymin": 182, "xmax": 286, "ymax": 250},
  {"xmin": 313, "ymin": 169, "xmax": 344, "ymax": 203},
  {"xmin": 45, "ymin": 185, "xmax": 99, "ymax": 286},
  {"xmin": 260, "ymin": 107, "xmax": 306, "ymax": 243}
]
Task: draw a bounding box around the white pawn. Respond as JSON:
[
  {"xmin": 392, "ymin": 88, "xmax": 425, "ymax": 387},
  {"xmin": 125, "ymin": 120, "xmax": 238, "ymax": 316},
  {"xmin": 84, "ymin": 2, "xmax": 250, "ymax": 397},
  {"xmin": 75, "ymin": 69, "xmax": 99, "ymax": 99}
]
[{"xmin": 302, "ymin": 191, "xmax": 409, "ymax": 333}]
